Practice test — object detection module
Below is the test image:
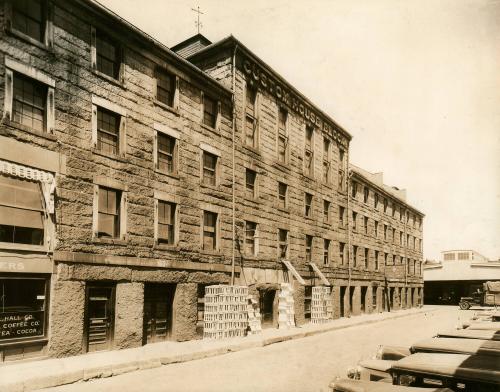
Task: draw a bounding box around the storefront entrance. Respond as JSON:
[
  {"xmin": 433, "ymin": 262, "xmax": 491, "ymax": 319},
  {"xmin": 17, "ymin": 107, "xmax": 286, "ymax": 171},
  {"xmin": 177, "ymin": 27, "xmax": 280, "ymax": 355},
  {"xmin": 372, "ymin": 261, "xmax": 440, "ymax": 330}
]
[
  {"xmin": 143, "ymin": 284, "xmax": 175, "ymax": 344},
  {"xmin": 86, "ymin": 285, "xmax": 115, "ymax": 353},
  {"xmin": 259, "ymin": 289, "xmax": 276, "ymax": 328}
]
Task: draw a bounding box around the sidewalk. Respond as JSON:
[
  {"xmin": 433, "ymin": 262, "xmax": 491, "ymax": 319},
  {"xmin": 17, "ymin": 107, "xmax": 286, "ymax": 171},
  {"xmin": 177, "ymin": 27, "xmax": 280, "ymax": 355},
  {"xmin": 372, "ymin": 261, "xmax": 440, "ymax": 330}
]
[{"xmin": 0, "ymin": 306, "xmax": 437, "ymax": 392}]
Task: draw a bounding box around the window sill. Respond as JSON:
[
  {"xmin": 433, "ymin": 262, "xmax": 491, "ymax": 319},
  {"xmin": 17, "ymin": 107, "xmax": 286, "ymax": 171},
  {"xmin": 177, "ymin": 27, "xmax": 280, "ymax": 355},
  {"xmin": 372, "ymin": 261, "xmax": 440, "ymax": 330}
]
[
  {"xmin": 154, "ymin": 243, "xmax": 179, "ymax": 251},
  {"xmin": 91, "ymin": 148, "xmax": 128, "ymax": 162},
  {"xmin": 303, "ymin": 173, "xmax": 315, "ymax": 181},
  {"xmin": 0, "ymin": 243, "xmax": 49, "ymax": 252},
  {"xmin": 200, "ymin": 123, "xmax": 219, "ymax": 134},
  {"xmin": 273, "ymin": 160, "xmax": 290, "ymax": 171},
  {"xmin": 154, "ymin": 168, "xmax": 180, "ymax": 180},
  {"xmin": 200, "ymin": 249, "xmax": 223, "ymax": 256},
  {"xmin": 244, "ymin": 195, "xmax": 259, "ymax": 203},
  {"xmin": 92, "ymin": 69, "xmax": 125, "ymax": 88},
  {"xmin": 153, "ymin": 100, "xmax": 180, "ymax": 116},
  {"xmin": 2, "ymin": 118, "xmax": 57, "ymax": 141},
  {"xmin": 242, "ymin": 144, "xmax": 261, "ymax": 155},
  {"xmin": 0, "ymin": 337, "xmax": 48, "ymax": 347},
  {"xmin": 92, "ymin": 237, "xmax": 128, "ymax": 246},
  {"xmin": 276, "ymin": 206, "xmax": 290, "ymax": 214},
  {"xmin": 200, "ymin": 182, "xmax": 221, "ymax": 191},
  {"xmin": 7, "ymin": 28, "xmax": 53, "ymax": 52}
]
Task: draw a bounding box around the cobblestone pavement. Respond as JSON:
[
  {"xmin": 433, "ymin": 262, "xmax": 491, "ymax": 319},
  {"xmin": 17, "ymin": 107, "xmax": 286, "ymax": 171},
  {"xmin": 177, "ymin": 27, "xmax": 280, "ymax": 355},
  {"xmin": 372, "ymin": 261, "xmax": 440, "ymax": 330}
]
[{"xmin": 42, "ymin": 306, "xmax": 469, "ymax": 392}]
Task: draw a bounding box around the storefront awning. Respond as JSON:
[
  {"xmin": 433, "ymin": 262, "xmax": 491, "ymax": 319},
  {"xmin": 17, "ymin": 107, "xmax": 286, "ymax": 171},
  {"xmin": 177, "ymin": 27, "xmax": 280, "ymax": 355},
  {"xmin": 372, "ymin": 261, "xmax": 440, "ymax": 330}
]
[
  {"xmin": 281, "ymin": 259, "xmax": 305, "ymax": 285},
  {"xmin": 308, "ymin": 263, "xmax": 330, "ymax": 286}
]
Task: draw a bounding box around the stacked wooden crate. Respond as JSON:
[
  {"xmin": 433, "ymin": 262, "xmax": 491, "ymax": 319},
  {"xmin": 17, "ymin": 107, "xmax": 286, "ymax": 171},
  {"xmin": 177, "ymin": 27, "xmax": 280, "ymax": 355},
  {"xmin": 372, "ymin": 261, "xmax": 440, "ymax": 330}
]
[
  {"xmin": 203, "ymin": 285, "xmax": 248, "ymax": 339},
  {"xmin": 246, "ymin": 295, "xmax": 262, "ymax": 334},
  {"xmin": 278, "ymin": 283, "xmax": 295, "ymax": 329},
  {"xmin": 311, "ymin": 286, "xmax": 333, "ymax": 324}
]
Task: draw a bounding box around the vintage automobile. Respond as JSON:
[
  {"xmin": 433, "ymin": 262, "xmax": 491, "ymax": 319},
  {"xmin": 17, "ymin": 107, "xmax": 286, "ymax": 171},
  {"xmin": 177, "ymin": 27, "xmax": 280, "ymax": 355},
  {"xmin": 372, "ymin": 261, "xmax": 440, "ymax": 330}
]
[
  {"xmin": 350, "ymin": 359, "xmax": 395, "ymax": 382},
  {"xmin": 390, "ymin": 352, "xmax": 500, "ymax": 391},
  {"xmin": 436, "ymin": 328, "xmax": 500, "ymax": 341},
  {"xmin": 459, "ymin": 281, "xmax": 500, "ymax": 310},
  {"xmin": 410, "ymin": 337, "xmax": 500, "ymax": 356},
  {"xmin": 465, "ymin": 321, "xmax": 500, "ymax": 330},
  {"xmin": 375, "ymin": 345, "xmax": 411, "ymax": 361},
  {"xmin": 329, "ymin": 378, "xmax": 453, "ymax": 392}
]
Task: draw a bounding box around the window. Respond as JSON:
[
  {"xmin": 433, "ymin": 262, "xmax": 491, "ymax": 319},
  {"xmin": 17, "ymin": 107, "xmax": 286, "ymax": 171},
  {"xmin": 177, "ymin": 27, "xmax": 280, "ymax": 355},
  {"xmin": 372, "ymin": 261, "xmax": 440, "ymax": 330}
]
[
  {"xmin": 156, "ymin": 69, "xmax": 175, "ymax": 107},
  {"xmin": 339, "ymin": 242, "xmax": 346, "ymax": 265},
  {"xmin": 458, "ymin": 252, "xmax": 468, "ymax": 260},
  {"xmin": 339, "ymin": 206, "xmax": 345, "ymax": 226},
  {"xmin": 323, "ymin": 138, "xmax": 330, "ymax": 183},
  {"xmin": 202, "ymin": 211, "xmax": 217, "ymax": 251},
  {"xmin": 97, "ymin": 187, "xmax": 121, "ymax": 238},
  {"xmin": 374, "ymin": 193, "xmax": 379, "ymax": 209},
  {"xmin": 407, "ymin": 259, "xmax": 412, "ymax": 274},
  {"xmin": 278, "ymin": 182, "xmax": 287, "ymax": 209},
  {"xmin": 305, "ymin": 193, "xmax": 313, "ymax": 217},
  {"xmin": 364, "ymin": 216, "xmax": 368, "ymax": 234},
  {"xmin": 374, "ymin": 250, "xmax": 379, "ymax": 271},
  {"xmin": 202, "ymin": 151, "xmax": 217, "ymax": 186},
  {"xmin": 305, "ymin": 235, "xmax": 313, "ymax": 262},
  {"xmin": 363, "ymin": 187, "xmax": 369, "ymax": 203},
  {"xmin": 324, "ymin": 239, "xmax": 330, "ymax": 265},
  {"xmin": 351, "ymin": 181, "xmax": 357, "ymax": 198},
  {"xmin": 444, "ymin": 253, "xmax": 455, "ymax": 261},
  {"xmin": 392, "ymin": 228, "xmax": 396, "ymax": 243},
  {"xmin": 339, "ymin": 148, "xmax": 345, "ymax": 168},
  {"xmin": 95, "ymin": 29, "xmax": 120, "ymax": 79},
  {"xmin": 406, "ymin": 234, "xmax": 410, "ymax": 248},
  {"xmin": 12, "ymin": 0, "xmax": 45, "ymax": 42},
  {"xmin": 157, "ymin": 201, "xmax": 176, "ymax": 245},
  {"xmin": 278, "ymin": 229, "xmax": 288, "ymax": 259},
  {"xmin": 406, "ymin": 211, "xmax": 410, "ymax": 223},
  {"xmin": 384, "ymin": 253, "xmax": 389, "ymax": 265},
  {"xmin": 395, "ymin": 255, "xmax": 399, "ymax": 265},
  {"xmin": 323, "ymin": 200, "xmax": 330, "ymax": 223},
  {"xmin": 245, "ymin": 169, "xmax": 257, "ymax": 198},
  {"xmin": 338, "ymin": 169, "xmax": 345, "ymax": 191},
  {"xmin": 392, "ymin": 203, "xmax": 396, "ymax": 218},
  {"xmin": 202, "ymin": 94, "xmax": 217, "ymax": 128},
  {"xmin": 353, "ymin": 245, "xmax": 358, "ymax": 266},
  {"xmin": 364, "ymin": 248, "xmax": 369, "ymax": 269},
  {"xmin": 352, "ymin": 211, "xmax": 357, "ymax": 231},
  {"xmin": 244, "ymin": 87, "xmax": 258, "ymax": 148},
  {"xmin": 400, "ymin": 231, "xmax": 403, "ymax": 245},
  {"xmin": 156, "ymin": 133, "xmax": 176, "ymax": 174},
  {"xmin": 304, "ymin": 286, "xmax": 312, "ymax": 320},
  {"xmin": 277, "ymin": 107, "xmax": 288, "ymax": 163},
  {"xmin": 383, "ymin": 198, "xmax": 388, "ymax": 213},
  {"xmin": 96, "ymin": 107, "xmax": 120, "ymax": 155},
  {"xmin": 0, "ymin": 175, "xmax": 44, "ymax": 246},
  {"xmin": 12, "ymin": 73, "xmax": 47, "ymax": 133},
  {"xmin": 0, "ymin": 278, "xmax": 48, "ymax": 342},
  {"xmin": 304, "ymin": 125, "xmax": 314, "ymax": 176},
  {"xmin": 374, "ymin": 221, "xmax": 379, "ymax": 237},
  {"xmin": 415, "ymin": 261, "xmax": 420, "ymax": 275},
  {"xmin": 245, "ymin": 221, "xmax": 257, "ymax": 256},
  {"xmin": 383, "ymin": 224, "xmax": 388, "ymax": 240}
]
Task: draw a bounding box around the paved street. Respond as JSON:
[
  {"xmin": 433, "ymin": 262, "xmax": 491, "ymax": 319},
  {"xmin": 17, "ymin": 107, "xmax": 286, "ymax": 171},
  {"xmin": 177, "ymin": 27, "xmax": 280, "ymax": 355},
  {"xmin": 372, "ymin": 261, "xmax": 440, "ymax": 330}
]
[{"xmin": 42, "ymin": 306, "xmax": 467, "ymax": 392}]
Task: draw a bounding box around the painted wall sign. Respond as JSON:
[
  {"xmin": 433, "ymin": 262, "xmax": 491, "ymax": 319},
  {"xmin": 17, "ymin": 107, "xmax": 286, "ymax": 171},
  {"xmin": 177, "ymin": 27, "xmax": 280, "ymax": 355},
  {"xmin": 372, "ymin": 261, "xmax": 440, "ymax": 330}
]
[
  {"xmin": 241, "ymin": 56, "xmax": 348, "ymax": 145},
  {"xmin": 0, "ymin": 258, "xmax": 52, "ymax": 273},
  {"xmin": 0, "ymin": 311, "xmax": 45, "ymax": 340}
]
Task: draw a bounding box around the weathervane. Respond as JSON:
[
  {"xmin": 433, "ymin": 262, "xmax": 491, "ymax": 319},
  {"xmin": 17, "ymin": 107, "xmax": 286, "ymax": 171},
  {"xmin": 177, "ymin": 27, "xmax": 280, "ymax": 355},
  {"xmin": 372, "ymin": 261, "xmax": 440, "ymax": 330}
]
[{"xmin": 191, "ymin": 6, "xmax": 204, "ymax": 34}]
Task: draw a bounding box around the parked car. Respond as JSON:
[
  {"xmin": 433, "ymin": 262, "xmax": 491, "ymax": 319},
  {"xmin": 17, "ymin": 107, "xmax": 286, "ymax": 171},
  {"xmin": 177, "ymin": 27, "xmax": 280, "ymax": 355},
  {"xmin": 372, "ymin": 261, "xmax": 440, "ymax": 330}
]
[
  {"xmin": 410, "ymin": 337, "xmax": 500, "ymax": 356},
  {"xmin": 459, "ymin": 281, "xmax": 500, "ymax": 310},
  {"xmin": 436, "ymin": 328, "xmax": 500, "ymax": 341},
  {"xmin": 329, "ymin": 378, "xmax": 453, "ymax": 392},
  {"xmin": 390, "ymin": 352, "xmax": 500, "ymax": 391},
  {"xmin": 350, "ymin": 359, "xmax": 394, "ymax": 382},
  {"xmin": 466, "ymin": 321, "xmax": 500, "ymax": 331}
]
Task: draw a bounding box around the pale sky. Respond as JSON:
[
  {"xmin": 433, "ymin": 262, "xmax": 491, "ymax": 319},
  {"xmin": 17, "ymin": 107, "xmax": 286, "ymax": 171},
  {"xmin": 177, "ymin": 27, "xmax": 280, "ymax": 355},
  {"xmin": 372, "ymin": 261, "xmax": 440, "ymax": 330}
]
[{"xmin": 99, "ymin": 0, "xmax": 500, "ymax": 261}]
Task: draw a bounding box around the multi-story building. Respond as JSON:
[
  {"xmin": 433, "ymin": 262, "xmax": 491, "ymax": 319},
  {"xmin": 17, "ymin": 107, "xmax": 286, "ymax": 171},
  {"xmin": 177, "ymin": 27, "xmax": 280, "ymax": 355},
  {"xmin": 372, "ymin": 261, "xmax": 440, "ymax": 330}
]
[{"xmin": 0, "ymin": 1, "xmax": 423, "ymax": 362}]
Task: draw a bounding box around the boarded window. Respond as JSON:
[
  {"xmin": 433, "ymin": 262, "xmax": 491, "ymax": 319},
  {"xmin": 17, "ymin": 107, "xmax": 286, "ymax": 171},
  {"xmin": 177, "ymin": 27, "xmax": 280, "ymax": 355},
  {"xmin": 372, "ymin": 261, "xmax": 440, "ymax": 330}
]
[
  {"xmin": 157, "ymin": 134, "xmax": 175, "ymax": 174},
  {"xmin": 245, "ymin": 221, "xmax": 257, "ymax": 255},
  {"xmin": 202, "ymin": 151, "xmax": 217, "ymax": 186},
  {"xmin": 13, "ymin": 74, "xmax": 46, "ymax": 132},
  {"xmin": 156, "ymin": 70, "xmax": 175, "ymax": 107},
  {"xmin": 97, "ymin": 107, "xmax": 120, "ymax": 155},
  {"xmin": 98, "ymin": 187, "xmax": 120, "ymax": 238},
  {"xmin": 96, "ymin": 31, "xmax": 120, "ymax": 79},
  {"xmin": 203, "ymin": 211, "xmax": 217, "ymax": 250},
  {"xmin": 0, "ymin": 175, "xmax": 44, "ymax": 245},
  {"xmin": 203, "ymin": 95, "xmax": 217, "ymax": 128},
  {"xmin": 13, "ymin": 0, "xmax": 44, "ymax": 42},
  {"xmin": 158, "ymin": 201, "xmax": 175, "ymax": 245}
]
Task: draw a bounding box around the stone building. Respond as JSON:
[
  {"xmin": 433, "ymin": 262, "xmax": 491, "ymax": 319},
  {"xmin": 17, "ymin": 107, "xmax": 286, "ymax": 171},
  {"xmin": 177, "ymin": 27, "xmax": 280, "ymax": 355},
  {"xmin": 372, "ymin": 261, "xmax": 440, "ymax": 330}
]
[
  {"xmin": 0, "ymin": 1, "xmax": 423, "ymax": 362},
  {"xmin": 173, "ymin": 35, "xmax": 424, "ymax": 324}
]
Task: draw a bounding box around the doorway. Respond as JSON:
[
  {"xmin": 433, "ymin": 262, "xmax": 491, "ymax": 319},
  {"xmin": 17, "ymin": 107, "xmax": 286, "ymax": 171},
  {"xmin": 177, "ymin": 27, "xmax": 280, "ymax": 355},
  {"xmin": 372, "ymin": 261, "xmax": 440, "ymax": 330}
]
[
  {"xmin": 360, "ymin": 286, "xmax": 367, "ymax": 313},
  {"xmin": 349, "ymin": 286, "xmax": 355, "ymax": 315},
  {"xmin": 259, "ymin": 289, "xmax": 276, "ymax": 328},
  {"xmin": 339, "ymin": 286, "xmax": 346, "ymax": 317},
  {"xmin": 86, "ymin": 284, "xmax": 115, "ymax": 353},
  {"xmin": 143, "ymin": 284, "xmax": 176, "ymax": 344}
]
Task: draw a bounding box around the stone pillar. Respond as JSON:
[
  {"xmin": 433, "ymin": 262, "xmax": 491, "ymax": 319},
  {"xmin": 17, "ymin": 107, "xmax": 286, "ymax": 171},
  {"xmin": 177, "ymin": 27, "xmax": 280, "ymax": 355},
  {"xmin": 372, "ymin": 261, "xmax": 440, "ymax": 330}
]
[
  {"xmin": 331, "ymin": 285, "xmax": 340, "ymax": 319},
  {"xmin": 173, "ymin": 283, "xmax": 197, "ymax": 341},
  {"xmin": 114, "ymin": 282, "xmax": 144, "ymax": 349},
  {"xmin": 400, "ymin": 287, "xmax": 406, "ymax": 309},
  {"xmin": 352, "ymin": 286, "xmax": 361, "ymax": 315},
  {"xmin": 49, "ymin": 280, "xmax": 85, "ymax": 358},
  {"xmin": 407, "ymin": 288, "xmax": 412, "ymax": 308},
  {"xmin": 366, "ymin": 286, "xmax": 373, "ymax": 314},
  {"xmin": 293, "ymin": 281, "xmax": 305, "ymax": 326}
]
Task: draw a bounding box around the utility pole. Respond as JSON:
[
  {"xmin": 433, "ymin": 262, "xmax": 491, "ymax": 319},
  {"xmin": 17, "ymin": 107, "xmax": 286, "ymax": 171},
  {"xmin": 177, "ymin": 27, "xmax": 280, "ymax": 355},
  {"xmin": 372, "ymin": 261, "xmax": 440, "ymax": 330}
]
[{"xmin": 191, "ymin": 6, "xmax": 204, "ymax": 34}]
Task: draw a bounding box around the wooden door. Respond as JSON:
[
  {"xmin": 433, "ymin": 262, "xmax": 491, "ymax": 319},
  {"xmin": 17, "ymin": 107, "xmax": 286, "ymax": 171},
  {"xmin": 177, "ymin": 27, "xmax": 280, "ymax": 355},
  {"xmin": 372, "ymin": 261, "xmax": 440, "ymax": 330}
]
[
  {"xmin": 143, "ymin": 284, "xmax": 175, "ymax": 344},
  {"xmin": 86, "ymin": 285, "xmax": 115, "ymax": 352}
]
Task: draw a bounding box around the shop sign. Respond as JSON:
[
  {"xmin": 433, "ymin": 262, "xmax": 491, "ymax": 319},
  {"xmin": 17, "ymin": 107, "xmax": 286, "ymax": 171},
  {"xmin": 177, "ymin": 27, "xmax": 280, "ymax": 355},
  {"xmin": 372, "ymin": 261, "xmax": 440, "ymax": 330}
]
[
  {"xmin": 0, "ymin": 311, "xmax": 44, "ymax": 340},
  {"xmin": 0, "ymin": 258, "xmax": 52, "ymax": 273}
]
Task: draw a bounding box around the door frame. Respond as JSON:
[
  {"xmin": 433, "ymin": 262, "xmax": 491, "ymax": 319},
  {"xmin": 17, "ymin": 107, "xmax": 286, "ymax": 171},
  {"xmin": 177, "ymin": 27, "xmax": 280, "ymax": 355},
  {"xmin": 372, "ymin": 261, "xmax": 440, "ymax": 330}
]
[{"xmin": 84, "ymin": 282, "xmax": 116, "ymax": 353}]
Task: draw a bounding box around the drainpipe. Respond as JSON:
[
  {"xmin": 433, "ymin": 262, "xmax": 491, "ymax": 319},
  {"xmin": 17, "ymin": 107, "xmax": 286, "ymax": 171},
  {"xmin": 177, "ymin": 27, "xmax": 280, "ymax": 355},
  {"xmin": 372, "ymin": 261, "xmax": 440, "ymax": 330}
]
[{"xmin": 230, "ymin": 44, "xmax": 238, "ymax": 286}]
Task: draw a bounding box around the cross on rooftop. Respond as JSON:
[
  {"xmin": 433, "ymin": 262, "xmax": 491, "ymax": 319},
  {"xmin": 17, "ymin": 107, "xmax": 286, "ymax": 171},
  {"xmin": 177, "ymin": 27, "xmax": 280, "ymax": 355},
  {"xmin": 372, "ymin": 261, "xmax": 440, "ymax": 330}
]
[{"xmin": 191, "ymin": 6, "xmax": 204, "ymax": 34}]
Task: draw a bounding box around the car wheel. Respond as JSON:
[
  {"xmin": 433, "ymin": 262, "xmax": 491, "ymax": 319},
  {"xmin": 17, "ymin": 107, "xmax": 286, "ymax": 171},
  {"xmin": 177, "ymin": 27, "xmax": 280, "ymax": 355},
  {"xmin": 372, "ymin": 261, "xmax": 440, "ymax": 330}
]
[{"xmin": 459, "ymin": 301, "xmax": 470, "ymax": 310}]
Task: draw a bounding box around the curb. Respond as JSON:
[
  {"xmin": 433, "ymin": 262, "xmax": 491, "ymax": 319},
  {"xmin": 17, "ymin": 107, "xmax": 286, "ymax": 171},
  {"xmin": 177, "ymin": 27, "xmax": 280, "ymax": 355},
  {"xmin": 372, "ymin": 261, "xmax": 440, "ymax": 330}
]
[{"xmin": 1, "ymin": 308, "xmax": 437, "ymax": 391}]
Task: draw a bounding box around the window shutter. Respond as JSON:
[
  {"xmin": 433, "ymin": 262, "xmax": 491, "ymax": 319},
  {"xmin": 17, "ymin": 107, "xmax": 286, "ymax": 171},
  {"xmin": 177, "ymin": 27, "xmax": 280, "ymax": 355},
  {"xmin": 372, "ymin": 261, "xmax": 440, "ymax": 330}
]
[
  {"xmin": 90, "ymin": 26, "xmax": 97, "ymax": 70},
  {"xmin": 120, "ymin": 192, "xmax": 127, "ymax": 239},
  {"xmin": 4, "ymin": 68, "xmax": 13, "ymax": 121},
  {"xmin": 91, "ymin": 104, "xmax": 97, "ymax": 148},
  {"xmin": 173, "ymin": 76, "xmax": 180, "ymax": 110},
  {"xmin": 153, "ymin": 198, "xmax": 158, "ymax": 245},
  {"xmin": 47, "ymin": 87, "xmax": 55, "ymax": 133},
  {"xmin": 92, "ymin": 185, "xmax": 99, "ymax": 237},
  {"xmin": 119, "ymin": 115, "xmax": 127, "ymax": 157}
]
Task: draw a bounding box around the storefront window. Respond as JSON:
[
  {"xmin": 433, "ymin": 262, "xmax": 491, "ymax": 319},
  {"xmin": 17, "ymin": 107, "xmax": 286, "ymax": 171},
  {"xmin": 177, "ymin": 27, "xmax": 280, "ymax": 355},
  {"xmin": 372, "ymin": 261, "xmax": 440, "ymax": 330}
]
[{"xmin": 0, "ymin": 278, "xmax": 47, "ymax": 341}]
